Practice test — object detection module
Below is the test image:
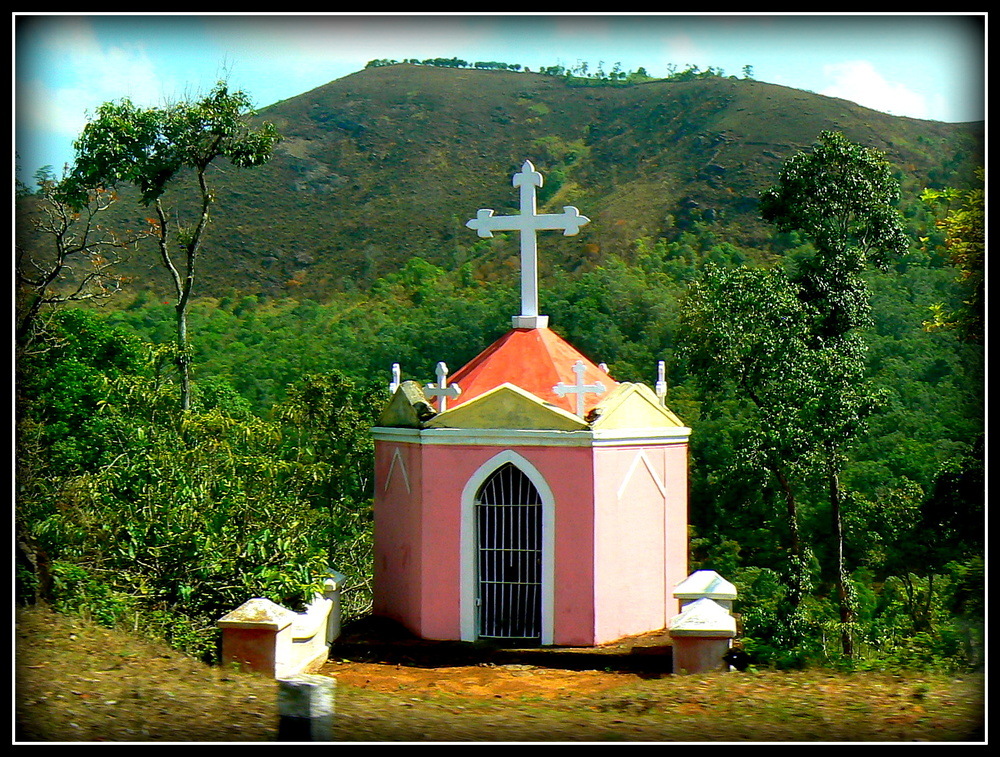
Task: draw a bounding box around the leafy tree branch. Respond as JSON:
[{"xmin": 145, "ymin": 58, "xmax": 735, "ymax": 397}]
[{"xmin": 65, "ymin": 82, "xmax": 281, "ymax": 412}]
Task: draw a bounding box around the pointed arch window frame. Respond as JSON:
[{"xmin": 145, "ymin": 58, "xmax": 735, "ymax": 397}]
[{"xmin": 459, "ymin": 450, "xmax": 556, "ymax": 645}]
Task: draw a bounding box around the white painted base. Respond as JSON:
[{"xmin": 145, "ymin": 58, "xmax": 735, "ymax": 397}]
[{"xmin": 512, "ymin": 314, "xmax": 549, "ymax": 329}]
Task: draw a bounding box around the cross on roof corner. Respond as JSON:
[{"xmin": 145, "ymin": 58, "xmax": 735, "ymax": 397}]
[
  {"xmin": 466, "ymin": 160, "xmax": 590, "ymax": 330},
  {"xmin": 656, "ymin": 360, "xmax": 668, "ymax": 406},
  {"xmin": 425, "ymin": 361, "xmax": 461, "ymax": 413},
  {"xmin": 553, "ymin": 359, "xmax": 606, "ymax": 417}
]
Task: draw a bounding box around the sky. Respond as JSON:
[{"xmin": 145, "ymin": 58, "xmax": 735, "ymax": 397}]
[{"xmin": 13, "ymin": 13, "xmax": 986, "ymax": 186}]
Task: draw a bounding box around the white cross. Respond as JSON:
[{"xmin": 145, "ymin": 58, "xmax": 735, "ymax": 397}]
[
  {"xmin": 655, "ymin": 360, "xmax": 668, "ymax": 406},
  {"xmin": 553, "ymin": 359, "xmax": 606, "ymax": 417},
  {"xmin": 389, "ymin": 362, "xmax": 402, "ymax": 394},
  {"xmin": 425, "ymin": 361, "xmax": 461, "ymax": 413},
  {"xmin": 467, "ymin": 160, "xmax": 590, "ymax": 329}
]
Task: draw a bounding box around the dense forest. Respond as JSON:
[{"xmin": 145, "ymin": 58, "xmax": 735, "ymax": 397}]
[{"xmin": 15, "ymin": 65, "xmax": 984, "ymax": 671}]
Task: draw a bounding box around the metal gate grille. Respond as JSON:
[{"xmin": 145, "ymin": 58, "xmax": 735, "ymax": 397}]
[{"xmin": 475, "ymin": 463, "xmax": 543, "ymax": 641}]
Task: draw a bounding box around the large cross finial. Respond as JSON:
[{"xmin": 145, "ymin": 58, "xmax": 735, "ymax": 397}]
[
  {"xmin": 467, "ymin": 160, "xmax": 590, "ymax": 329},
  {"xmin": 553, "ymin": 359, "xmax": 606, "ymax": 417},
  {"xmin": 425, "ymin": 361, "xmax": 461, "ymax": 413}
]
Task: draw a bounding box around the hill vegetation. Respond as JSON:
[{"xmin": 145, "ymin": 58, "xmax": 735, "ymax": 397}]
[
  {"xmin": 15, "ymin": 63, "xmax": 984, "ymax": 677},
  {"xmin": 20, "ymin": 62, "xmax": 981, "ymax": 300}
]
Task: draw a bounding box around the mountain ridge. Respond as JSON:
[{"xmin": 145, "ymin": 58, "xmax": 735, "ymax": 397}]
[{"xmin": 23, "ymin": 63, "xmax": 984, "ymax": 301}]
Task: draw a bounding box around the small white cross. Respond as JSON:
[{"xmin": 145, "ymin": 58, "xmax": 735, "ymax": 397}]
[
  {"xmin": 467, "ymin": 160, "xmax": 590, "ymax": 329},
  {"xmin": 553, "ymin": 359, "xmax": 606, "ymax": 417},
  {"xmin": 655, "ymin": 361, "xmax": 668, "ymax": 406},
  {"xmin": 425, "ymin": 361, "xmax": 462, "ymax": 413},
  {"xmin": 389, "ymin": 362, "xmax": 402, "ymax": 394}
]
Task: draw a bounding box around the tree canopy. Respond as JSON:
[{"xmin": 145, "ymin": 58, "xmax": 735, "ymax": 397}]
[
  {"xmin": 920, "ymin": 169, "xmax": 985, "ymax": 343},
  {"xmin": 66, "ymin": 83, "xmax": 279, "ymax": 207},
  {"xmin": 64, "ymin": 82, "xmax": 280, "ymax": 411},
  {"xmin": 760, "ymin": 130, "xmax": 909, "ymax": 340}
]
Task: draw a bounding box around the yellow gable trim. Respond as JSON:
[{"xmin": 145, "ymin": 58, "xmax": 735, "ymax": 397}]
[
  {"xmin": 377, "ymin": 381, "xmax": 437, "ymax": 428},
  {"xmin": 425, "ymin": 382, "xmax": 589, "ymax": 431},
  {"xmin": 590, "ymin": 382, "xmax": 686, "ymax": 431}
]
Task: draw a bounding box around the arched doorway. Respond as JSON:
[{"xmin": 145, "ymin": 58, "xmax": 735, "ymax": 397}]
[{"xmin": 474, "ymin": 462, "xmax": 544, "ymax": 642}]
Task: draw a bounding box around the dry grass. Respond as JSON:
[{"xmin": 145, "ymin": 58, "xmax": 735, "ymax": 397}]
[{"xmin": 15, "ymin": 606, "xmax": 985, "ymax": 743}]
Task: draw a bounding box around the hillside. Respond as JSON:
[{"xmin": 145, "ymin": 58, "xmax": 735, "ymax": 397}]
[{"xmin": 39, "ymin": 63, "xmax": 981, "ymax": 300}]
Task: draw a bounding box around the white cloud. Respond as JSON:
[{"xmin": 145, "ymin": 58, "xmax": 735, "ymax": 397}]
[
  {"xmin": 16, "ymin": 17, "xmax": 185, "ymax": 179},
  {"xmin": 820, "ymin": 60, "xmax": 929, "ymax": 120},
  {"xmin": 21, "ymin": 18, "xmax": 172, "ymax": 139}
]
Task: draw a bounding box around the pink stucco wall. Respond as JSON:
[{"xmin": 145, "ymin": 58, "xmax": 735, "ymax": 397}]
[
  {"xmin": 220, "ymin": 627, "xmax": 278, "ymax": 677},
  {"xmin": 592, "ymin": 444, "xmax": 689, "ymax": 644},
  {"xmin": 372, "ymin": 442, "xmax": 424, "ymax": 632},
  {"xmin": 402, "ymin": 442, "xmax": 597, "ymax": 644}
]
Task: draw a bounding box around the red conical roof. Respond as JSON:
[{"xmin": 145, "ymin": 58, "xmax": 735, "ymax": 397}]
[{"xmin": 448, "ymin": 327, "xmax": 617, "ymax": 416}]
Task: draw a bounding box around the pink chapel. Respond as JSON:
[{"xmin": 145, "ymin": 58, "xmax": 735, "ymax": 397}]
[{"xmin": 371, "ymin": 161, "xmax": 691, "ymax": 647}]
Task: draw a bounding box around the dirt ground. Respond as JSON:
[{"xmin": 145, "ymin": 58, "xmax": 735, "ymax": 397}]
[{"xmin": 14, "ymin": 606, "xmax": 986, "ymax": 743}]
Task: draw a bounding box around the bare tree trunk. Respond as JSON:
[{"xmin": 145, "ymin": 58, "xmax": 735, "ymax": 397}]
[
  {"xmin": 17, "ymin": 186, "xmax": 133, "ymax": 347},
  {"xmin": 175, "ymin": 303, "xmax": 192, "ymax": 412},
  {"xmin": 829, "ymin": 462, "xmax": 853, "ymax": 657},
  {"xmin": 17, "ymin": 290, "xmax": 48, "ymax": 348},
  {"xmin": 154, "ymin": 201, "xmax": 189, "ymax": 412},
  {"xmin": 774, "ymin": 465, "xmax": 804, "ymax": 606},
  {"xmin": 155, "ymin": 166, "xmax": 212, "ymax": 413}
]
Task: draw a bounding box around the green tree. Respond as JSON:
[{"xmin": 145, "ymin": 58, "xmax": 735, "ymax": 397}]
[
  {"xmin": 760, "ymin": 131, "xmax": 908, "ymax": 340},
  {"xmin": 66, "ymin": 81, "xmax": 280, "ymax": 411},
  {"xmin": 759, "ymin": 131, "xmax": 908, "ymax": 656},
  {"xmin": 277, "ymin": 372, "xmax": 384, "ymax": 511},
  {"xmin": 16, "ymin": 308, "xmax": 153, "ymax": 482},
  {"xmin": 894, "ymin": 437, "xmax": 985, "ymax": 590},
  {"xmin": 679, "ymin": 264, "xmax": 819, "ymax": 604},
  {"xmin": 16, "ymin": 311, "xmax": 337, "ymax": 658},
  {"xmin": 276, "ymin": 372, "xmax": 386, "ymax": 619},
  {"xmin": 920, "ymin": 169, "xmax": 985, "ymax": 343}
]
